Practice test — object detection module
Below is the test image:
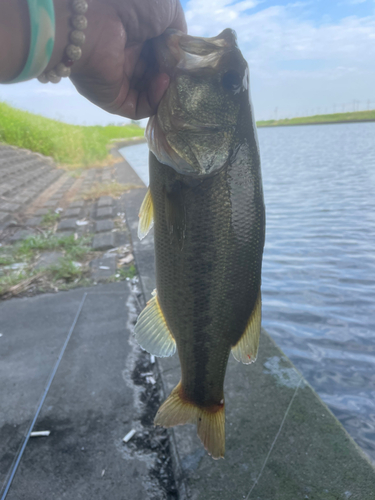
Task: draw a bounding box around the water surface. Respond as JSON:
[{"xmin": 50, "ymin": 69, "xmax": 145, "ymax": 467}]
[{"xmin": 120, "ymin": 121, "xmax": 375, "ymax": 463}]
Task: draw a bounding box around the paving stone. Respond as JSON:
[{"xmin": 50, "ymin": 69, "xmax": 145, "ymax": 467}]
[
  {"xmin": 35, "ymin": 208, "xmax": 52, "ymax": 216},
  {"xmin": 98, "ymin": 196, "xmax": 113, "ymax": 208},
  {"xmin": 69, "ymin": 200, "xmax": 85, "ymax": 208},
  {"xmin": 101, "ymin": 173, "xmax": 112, "ymax": 182},
  {"xmin": 96, "ymin": 206, "xmax": 113, "ymax": 219},
  {"xmin": 0, "ymin": 202, "xmax": 21, "ymax": 213},
  {"xmin": 9, "ymin": 229, "xmax": 36, "ymax": 242},
  {"xmin": 0, "ymin": 185, "xmax": 11, "ymax": 196},
  {"xmin": 90, "ymin": 254, "xmax": 117, "ymax": 281},
  {"xmin": 26, "ymin": 217, "xmax": 42, "ymax": 227},
  {"xmin": 13, "ymin": 192, "xmax": 38, "ymax": 205},
  {"xmin": 49, "ymin": 195, "xmax": 63, "ymax": 202},
  {"xmin": 43, "ymin": 200, "xmax": 58, "ymax": 208},
  {"xmin": 92, "ymin": 232, "xmax": 115, "ymax": 251},
  {"xmin": 63, "ymin": 207, "xmax": 81, "ymax": 218},
  {"xmin": 115, "ymin": 232, "xmax": 130, "ymax": 247},
  {"xmin": 0, "ymin": 212, "xmax": 10, "ymax": 224},
  {"xmin": 35, "ymin": 251, "xmax": 64, "ymax": 270},
  {"xmin": 57, "ymin": 231, "xmax": 75, "ymax": 237},
  {"xmin": 95, "ymin": 219, "xmax": 114, "ymax": 233},
  {"xmin": 57, "ymin": 219, "xmax": 77, "ymax": 232}
]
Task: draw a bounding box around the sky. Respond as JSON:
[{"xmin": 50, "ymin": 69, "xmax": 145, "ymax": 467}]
[{"xmin": 1, "ymin": 0, "xmax": 374, "ymax": 125}]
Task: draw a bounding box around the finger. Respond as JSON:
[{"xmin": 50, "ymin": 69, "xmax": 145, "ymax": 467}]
[
  {"xmin": 132, "ymin": 57, "xmax": 146, "ymax": 82},
  {"xmin": 114, "ymin": 72, "xmax": 170, "ymax": 119},
  {"xmin": 147, "ymin": 73, "xmax": 170, "ymax": 109}
]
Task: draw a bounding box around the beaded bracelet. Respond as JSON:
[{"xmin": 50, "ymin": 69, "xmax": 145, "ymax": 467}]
[{"xmin": 38, "ymin": 0, "xmax": 88, "ymax": 84}]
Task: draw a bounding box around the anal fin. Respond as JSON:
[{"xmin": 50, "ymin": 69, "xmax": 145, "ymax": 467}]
[
  {"xmin": 138, "ymin": 188, "xmax": 154, "ymax": 240},
  {"xmin": 134, "ymin": 290, "xmax": 176, "ymax": 357},
  {"xmin": 231, "ymin": 290, "xmax": 261, "ymax": 364},
  {"xmin": 154, "ymin": 382, "xmax": 225, "ymax": 459}
]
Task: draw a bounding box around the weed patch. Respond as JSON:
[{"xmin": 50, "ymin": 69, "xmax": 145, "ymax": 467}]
[
  {"xmin": 41, "ymin": 211, "xmax": 61, "ymax": 227},
  {"xmin": 0, "ymin": 234, "xmax": 94, "ymax": 298}
]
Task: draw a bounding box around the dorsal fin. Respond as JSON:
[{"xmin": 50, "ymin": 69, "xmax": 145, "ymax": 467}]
[
  {"xmin": 138, "ymin": 188, "xmax": 154, "ymax": 240},
  {"xmin": 134, "ymin": 290, "xmax": 176, "ymax": 357},
  {"xmin": 231, "ymin": 290, "xmax": 261, "ymax": 364}
]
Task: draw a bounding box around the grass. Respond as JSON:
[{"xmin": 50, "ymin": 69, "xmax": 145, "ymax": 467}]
[
  {"xmin": 0, "ymin": 102, "xmax": 144, "ymax": 166},
  {"xmin": 0, "ymin": 233, "xmax": 94, "ymax": 296},
  {"xmin": 256, "ymin": 109, "xmax": 375, "ymax": 128},
  {"xmin": 15, "ymin": 233, "xmax": 92, "ymax": 260},
  {"xmin": 81, "ymin": 181, "xmax": 142, "ymax": 201},
  {"xmin": 49, "ymin": 258, "xmax": 83, "ymax": 281},
  {"xmin": 0, "ymin": 233, "xmax": 137, "ymax": 298},
  {"xmin": 41, "ymin": 211, "xmax": 61, "ymax": 227}
]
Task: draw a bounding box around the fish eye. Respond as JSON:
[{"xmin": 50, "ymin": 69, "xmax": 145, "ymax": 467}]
[{"xmin": 221, "ymin": 70, "xmax": 242, "ymax": 92}]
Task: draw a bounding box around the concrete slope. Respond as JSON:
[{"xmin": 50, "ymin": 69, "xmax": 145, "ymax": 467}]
[{"xmin": 0, "ymin": 283, "xmax": 177, "ymax": 499}]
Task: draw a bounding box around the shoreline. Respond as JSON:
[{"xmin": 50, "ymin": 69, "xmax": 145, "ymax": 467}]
[{"xmin": 257, "ymin": 118, "xmax": 375, "ymax": 128}]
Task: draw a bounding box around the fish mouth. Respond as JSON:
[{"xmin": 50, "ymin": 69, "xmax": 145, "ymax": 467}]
[{"xmin": 154, "ymin": 28, "xmax": 240, "ymax": 75}]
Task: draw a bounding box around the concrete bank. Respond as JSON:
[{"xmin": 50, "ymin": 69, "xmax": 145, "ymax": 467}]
[
  {"xmin": 118, "ymin": 149, "xmax": 375, "ymax": 500},
  {"xmin": 0, "ymin": 282, "xmax": 178, "ymax": 499}
]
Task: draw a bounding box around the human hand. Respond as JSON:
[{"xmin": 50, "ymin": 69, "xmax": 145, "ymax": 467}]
[{"xmin": 66, "ymin": 0, "xmax": 187, "ymax": 119}]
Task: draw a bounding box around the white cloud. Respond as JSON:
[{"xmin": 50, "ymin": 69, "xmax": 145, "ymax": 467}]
[
  {"xmin": 185, "ymin": 0, "xmax": 375, "ymax": 119},
  {"xmin": 186, "ymin": 1, "xmax": 375, "ymax": 65}
]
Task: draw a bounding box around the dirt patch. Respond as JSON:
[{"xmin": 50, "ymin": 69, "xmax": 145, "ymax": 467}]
[{"xmin": 81, "ymin": 181, "xmax": 142, "ymax": 201}]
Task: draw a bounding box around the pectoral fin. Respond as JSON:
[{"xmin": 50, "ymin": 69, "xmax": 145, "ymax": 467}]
[
  {"xmin": 138, "ymin": 188, "xmax": 154, "ymax": 240},
  {"xmin": 231, "ymin": 290, "xmax": 261, "ymax": 364},
  {"xmin": 134, "ymin": 290, "xmax": 176, "ymax": 357}
]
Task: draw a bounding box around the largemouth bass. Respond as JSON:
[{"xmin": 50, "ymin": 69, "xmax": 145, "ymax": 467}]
[{"xmin": 134, "ymin": 28, "xmax": 265, "ymax": 459}]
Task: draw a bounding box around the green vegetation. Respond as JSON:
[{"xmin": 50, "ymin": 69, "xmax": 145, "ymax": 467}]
[
  {"xmin": 256, "ymin": 109, "xmax": 375, "ymax": 128},
  {"xmin": 0, "ymin": 233, "xmax": 94, "ymax": 297},
  {"xmin": 15, "ymin": 233, "xmax": 92, "ymax": 261},
  {"xmin": 0, "ymin": 101, "xmax": 144, "ymax": 166},
  {"xmin": 0, "ymin": 233, "xmax": 137, "ymax": 297},
  {"xmin": 40, "ymin": 210, "xmax": 61, "ymax": 227},
  {"xmin": 115, "ymin": 265, "xmax": 137, "ymax": 281}
]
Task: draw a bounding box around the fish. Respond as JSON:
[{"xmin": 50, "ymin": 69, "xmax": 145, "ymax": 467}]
[{"xmin": 134, "ymin": 28, "xmax": 265, "ymax": 459}]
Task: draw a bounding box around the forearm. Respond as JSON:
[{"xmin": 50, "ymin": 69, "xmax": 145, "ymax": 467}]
[
  {"xmin": 0, "ymin": 0, "xmax": 72, "ymax": 83},
  {"xmin": 0, "ymin": 0, "xmax": 30, "ymax": 82}
]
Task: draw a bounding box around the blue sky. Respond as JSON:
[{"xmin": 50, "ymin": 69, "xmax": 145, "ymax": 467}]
[{"xmin": 1, "ymin": 0, "xmax": 374, "ymax": 124}]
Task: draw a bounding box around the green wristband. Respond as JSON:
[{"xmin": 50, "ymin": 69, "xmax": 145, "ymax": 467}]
[{"xmin": 7, "ymin": 0, "xmax": 55, "ymax": 84}]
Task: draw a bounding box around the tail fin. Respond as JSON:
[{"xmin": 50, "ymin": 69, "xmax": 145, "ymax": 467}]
[{"xmin": 154, "ymin": 382, "xmax": 225, "ymax": 459}]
